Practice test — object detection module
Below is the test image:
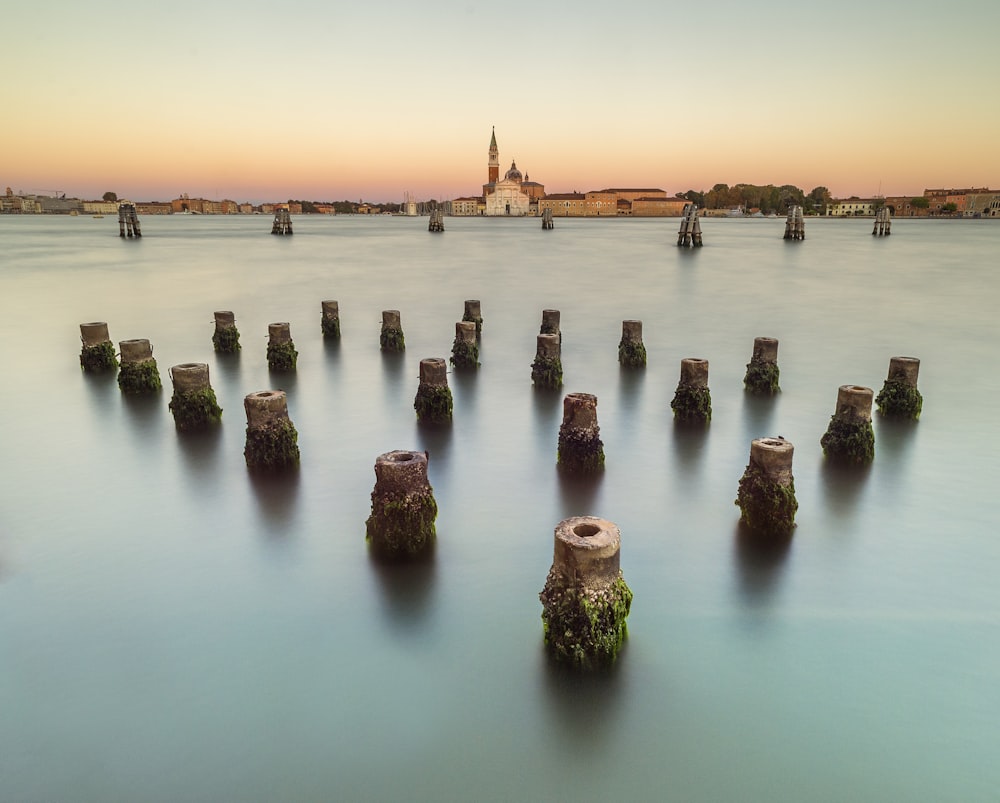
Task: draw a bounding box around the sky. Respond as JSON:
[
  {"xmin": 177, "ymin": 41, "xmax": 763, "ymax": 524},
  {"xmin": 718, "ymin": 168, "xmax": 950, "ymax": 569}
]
[{"xmin": 3, "ymin": 0, "xmax": 998, "ymax": 203}]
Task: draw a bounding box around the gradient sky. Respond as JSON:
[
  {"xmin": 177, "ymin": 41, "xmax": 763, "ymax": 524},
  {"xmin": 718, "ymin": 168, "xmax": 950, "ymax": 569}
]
[{"xmin": 4, "ymin": 0, "xmax": 998, "ymax": 203}]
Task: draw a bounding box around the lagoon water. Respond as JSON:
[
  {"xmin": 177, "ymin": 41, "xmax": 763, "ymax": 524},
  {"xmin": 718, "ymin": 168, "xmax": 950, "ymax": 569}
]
[{"xmin": 1, "ymin": 214, "xmax": 998, "ymax": 802}]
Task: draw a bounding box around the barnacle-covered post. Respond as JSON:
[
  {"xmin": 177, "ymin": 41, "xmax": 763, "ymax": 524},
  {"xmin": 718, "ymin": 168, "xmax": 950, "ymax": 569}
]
[
  {"xmin": 531, "ymin": 333, "xmax": 562, "ymax": 389},
  {"xmin": 557, "ymin": 393, "xmax": 605, "ymax": 473},
  {"xmin": 735, "ymin": 437, "xmax": 798, "ymax": 535},
  {"xmin": 413, "ymin": 358, "xmax": 453, "ymax": 423},
  {"xmin": 212, "ymin": 311, "xmax": 241, "ymax": 353},
  {"xmin": 450, "ymin": 321, "xmax": 479, "ymax": 369},
  {"xmin": 670, "ymin": 358, "xmax": 711, "ymax": 423},
  {"xmin": 380, "ymin": 309, "xmax": 405, "ymax": 352},
  {"xmin": 462, "ymin": 299, "xmax": 483, "ymax": 336},
  {"xmin": 539, "ymin": 516, "xmax": 632, "ymax": 669},
  {"xmin": 321, "ymin": 300, "xmax": 341, "ymax": 339},
  {"xmin": 875, "ymin": 356, "xmax": 922, "ymax": 419},
  {"xmin": 618, "ymin": 320, "xmax": 646, "ymax": 368},
  {"xmin": 79, "ymin": 322, "xmax": 118, "ymax": 372},
  {"xmin": 243, "ymin": 390, "xmax": 300, "ymax": 472},
  {"xmin": 266, "ymin": 322, "xmax": 298, "ymax": 371},
  {"xmin": 117, "ymin": 339, "xmax": 161, "ymax": 394},
  {"xmin": 365, "ymin": 450, "xmax": 437, "ymax": 560},
  {"xmin": 820, "ymin": 385, "xmax": 875, "ymax": 464},
  {"xmin": 168, "ymin": 363, "xmax": 222, "ymax": 431},
  {"xmin": 743, "ymin": 336, "xmax": 780, "ymax": 395}
]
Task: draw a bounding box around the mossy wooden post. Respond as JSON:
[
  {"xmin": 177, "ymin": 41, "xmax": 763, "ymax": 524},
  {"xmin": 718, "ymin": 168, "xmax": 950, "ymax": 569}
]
[
  {"xmin": 743, "ymin": 336, "xmax": 780, "ymax": 395},
  {"xmin": 321, "ymin": 300, "xmax": 341, "ymax": 339},
  {"xmin": 212, "ymin": 310, "xmax": 241, "ymax": 353},
  {"xmin": 876, "ymin": 356, "xmax": 922, "ymax": 419},
  {"xmin": 618, "ymin": 320, "xmax": 647, "ymax": 368},
  {"xmin": 243, "ymin": 390, "xmax": 299, "ymax": 472},
  {"xmin": 266, "ymin": 322, "xmax": 297, "ymax": 371},
  {"xmin": 450, "ymin": 321, "xmax": 479, "ymax": 369},
  {"xmin": 380, "ymin": 309, "xmax": 405, "ymax": 352},
  {"xmin": 540, "ymin": 309, "xmax": 561, "ymax": 342},
  {"xmin": 168, "ymin": 363, "xmax": 222, "ymax": 431},
  {"xmin": 736, "ymin": 437, "xmax": 798, "ymax": 535},
  {"xmin": 117, "ymin": 339, "xmax": 161, "ymax": 394},
  {"xmin": 365, "ymin": 450, "xmax": 437, "ymax": 560},
  {"xmin": 558, "ymin": 393, "xmax": 605, "ymax": 473},
  {"xmin": 531, "ymin": 333, "xmax": 563, "ymax": 389},
  {"xmin": 414, "ymin": 357, "xmax": 453, "ymax": 423},
  {"xmin": 79, "ymin": 322, "xmax": 118, "ymax": 372},
  {"xmin": 462, "ymin": 299, "xmax": 483, "ymax": 335},
  {"xmin": 820, "ymin": 385, "xmax": 875, "ymax": 464},
  {"xmin": 539, "ymin": 516, "xmax": 633, "ymax": 669},
  {"xmin": 671, "ymin": 358, "xmax": 711, "ymax": 423}
]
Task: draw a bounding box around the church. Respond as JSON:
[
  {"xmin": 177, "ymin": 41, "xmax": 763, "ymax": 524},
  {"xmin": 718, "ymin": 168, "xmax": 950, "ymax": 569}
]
[{"xmin": 481, "ymin": 128, "xmax": 544, "ymax": 216}]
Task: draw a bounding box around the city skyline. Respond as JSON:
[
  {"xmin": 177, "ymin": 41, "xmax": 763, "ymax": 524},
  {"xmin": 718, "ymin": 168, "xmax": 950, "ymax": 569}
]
[{"xmin": 4, "ymin": 1, "xmax": 998, "ymax": 204}]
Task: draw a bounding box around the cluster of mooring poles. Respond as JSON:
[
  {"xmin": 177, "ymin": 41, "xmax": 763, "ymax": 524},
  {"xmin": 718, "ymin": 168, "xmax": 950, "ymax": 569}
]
[
  {"xmin": 541, "ymin": 208, "xmax": 554, "ymax": 230},
  {"xmin": 117, "ymin": 203, "xmax": 141, "ymax": 238},
  {"xmin": 271, "ymin": 208, "xmax": 293, "ymax": 235},
  {"xmin": 784, "ymin": 205, "xmax": 805, "ymax": 240},
  {"xmin": 873, "ymin": 206, "xmax": 892, "ymax": 236},
  {"xmin": 77, "ymin": 300, "xmax": 924, "ymax": 671},
  {"xmin": 428, "ymin": 208, "xmax": 445, "ymax": 232},
  {"xmin": 677, "ymin": 203, "xmax": 703, "ymax": 247}
]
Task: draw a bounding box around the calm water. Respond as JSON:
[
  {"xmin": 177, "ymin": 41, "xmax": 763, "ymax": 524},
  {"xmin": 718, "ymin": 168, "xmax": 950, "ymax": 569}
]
[{"xmin": 1, "ymin": 214, "xmax": 998, "ymax": 802}]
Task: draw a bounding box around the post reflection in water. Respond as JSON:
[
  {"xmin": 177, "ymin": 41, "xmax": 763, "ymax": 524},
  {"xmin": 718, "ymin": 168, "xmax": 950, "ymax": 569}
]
[
  {"xmin": 819, "ymin": 460, "xmax": 872, "ymax": 523},
  {"xmin": 732, "ymin": 523, "xmax": 794, "ymax": 611},
  {"xmin": 368, "ymin": 555, "xmax": 437, "ymax": 633},
  {"xmin": 247, "ymin": 469, "xmax": 301, "ymax": 533}
]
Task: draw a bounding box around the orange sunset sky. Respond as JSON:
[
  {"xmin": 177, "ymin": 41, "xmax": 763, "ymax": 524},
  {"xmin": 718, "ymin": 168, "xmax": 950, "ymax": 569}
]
[{"xmin": 4, "ymin": 1, "xmax": 998, "ymax": 204}]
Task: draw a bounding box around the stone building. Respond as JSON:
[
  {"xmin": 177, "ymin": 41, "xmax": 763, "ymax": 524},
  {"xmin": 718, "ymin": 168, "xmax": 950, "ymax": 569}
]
[{"xmin": 480, "ymin": 127, "xmax": 543, "ymax": 216}]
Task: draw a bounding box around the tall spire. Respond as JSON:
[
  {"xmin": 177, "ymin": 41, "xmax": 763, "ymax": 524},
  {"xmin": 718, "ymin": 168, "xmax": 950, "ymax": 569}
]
[
  {"xmin": 488, "ymin": 126, "xmax": 499, "ymax": 185},
  {"xmin": 490, "ymin": 126, "xmax": 497, "ymax": 150}
]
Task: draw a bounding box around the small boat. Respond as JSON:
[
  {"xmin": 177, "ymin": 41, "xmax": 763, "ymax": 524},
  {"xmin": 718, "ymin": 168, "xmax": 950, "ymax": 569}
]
[{"xmin": 93, "ymin": 214, "xmax": 104, "ymax": 219}]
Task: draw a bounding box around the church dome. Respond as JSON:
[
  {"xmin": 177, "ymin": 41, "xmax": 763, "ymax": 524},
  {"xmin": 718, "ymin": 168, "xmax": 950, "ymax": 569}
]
[{"xmin": 504, "ymin": 160, "xmax": 523, "ymax": 183}]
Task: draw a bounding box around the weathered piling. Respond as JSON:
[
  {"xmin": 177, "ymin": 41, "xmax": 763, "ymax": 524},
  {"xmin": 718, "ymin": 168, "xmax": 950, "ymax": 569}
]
[
  {"xmin": 365, "ymin": 450, "xmax": 437, "ymax": 560},
  {"xmin": 266, "ymin": 322, "xmax": 298, "ymax": 371},
  {"xmin": 462, "ymin": 299, "xmax": 483, "ymax": 335},
  {"xmin": 168, "ymin": 363, "xmax": 222, "ymax": 431},
  {"xmin": 539, "ymin": 516, "xmax": 633, "ymax": 669},
  {"xmin": 79, "ymin": 322, "xmax": 118, "ymax": 372},
  {"xmin": 243, "ymin": 390, "xmax": 300, "ymax": 471},
  {"xmin": 820, "ymin": 385, "xmax": 875, "ymax": 464},
  {"xmin": 542, "ymin": 208, "xmax": 554, "ymax": 230},
  {"xmin": 557, "ymin": 393, "xmax": 605, "ymax": 473},
  {"xmin": 117, "ymin": 339, "xmax": 161, "ymax": 394},
  {"xmin": 413, "ymin": 358, "xmax": 453, "ymax": 423},
  {"xmin": 271, "ymin": 208, "xmax": 293, "ymax": 235},
  {"xmin": 117, "ymin": 203, "xmax": 141, "ymax": 238},
  {"xmin": 428, "ymin": 209, "xmax": 445, "ymax": 232},
  {"xmin": 380, "ymin": 310, "xmax": 405, "ymax": 352},
  {"xmin": 872, "ymin": 206, "xmax": 891, "ymax": 236},
  {"xmin": 540, "ymin": 309, "xmax": 561, "ymax": 341},
  {"xmin": 743, "ymin": 336, "xmax": 780, "ymax": 395},
  {"xmin": 618, "ymin": 320, "xmax": 647, "ymax": 368},
  {"xmin": 531, "ymin": 333, "xmax": 563, "ymax": 389},
  {"xmin": 450, "ymin": 321, "xmax": 479, "ymax": 369},
  {"xmin": 212, "ymin": 310, "xmax": 241, "ymax": 353},
  {"xmin": 321, "ymin": 300, "xmax": 341, "ymax": 339},
  {"xmin": 783, "ymin": 205, "xmax": 805, "ymax": 240},
  {"xmin": 677, "ymin": 204, "xmax": 702, "ymax": 247},
  {"xmin": 736, "ymin": 437, "xmax": 798, "ymax": 535},
  {"xmin": 671, "ymin": 358, "xmax": 712, "ymax": 423},
  {"xmin": 875, "ymin": 356, "xmax": 922, "ymax": 419}
]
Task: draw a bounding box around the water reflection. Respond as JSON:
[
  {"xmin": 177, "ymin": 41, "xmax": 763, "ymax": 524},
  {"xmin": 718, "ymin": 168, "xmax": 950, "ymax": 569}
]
[
  {"xmin": 416, "ymin": 421, "xmax": 453, "ymax": 482},
  {"xmin": 174, "ymin": 425, "xmax": 224, "ymax": 489},
  {"xmin": 538, "ymin": 644, "xmax": 627, "ymax": 753},
  {"xmin": 740, "ymin": 391, "xmax": 778, "ymax": 442},
  {"xmin": 617, "ymin": 365, "xmax": 645, "ymax": 414},
  {"xmin": 671, "ymin": 422, "xmax": 709, "ymax": 480},
  {"xmin": 875, "ymin": 416, "xmax": 919, "ymax": 461},
  {"xmin": 322, "ymin": 336, "xmax": 342, "ymax": 360},
  {"xmin": 531, "ymin": 386, "xmax": 562, "ymax": 442},
  {"xmin": 368, "ymin": 555, "xmax": 437, "ymax": 631},
  {"xmin": 213, "ymin": 351, "xmax": 241, "ymax": 385},
  {"xmin": 819, "ymin": 459, "xmax": 872, "ymax": 522},
  {"xmin": 266, "ymin": 370, "xmax": 297, "ymax": 395},
  {"xmin": 450, "ymin": 368, "xmax": 479, "ymax": 411},
  {"xmin": 733, "ymin": 523, "xmax": 793, "ymax": 610},
  {"xmin": 557, "ymin": 469, "xmax": 604, "ymax": 518},
  {"xmin": 81, "ymin": 369, "xmax": 119, "ymax": 423},
  {"xmin": 247, "ymin": 469, "xmax": 301, "ymax": 533},
  {"xmin": 380, "ymin": 351, "xmax": 406, "ymax": 387},
  {"xmin": 121, "ymin": 391, "xmax": 164, "ymax": 435}
]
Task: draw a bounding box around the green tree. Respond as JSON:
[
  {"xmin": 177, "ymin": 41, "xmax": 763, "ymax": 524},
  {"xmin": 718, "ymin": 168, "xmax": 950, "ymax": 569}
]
[
  {"xmin": 102, "ymin": 191, "xmax": 117, "ymax": 202},
  {"xmin": 911, "ymin": 197, "xmax": 930, "ymax": 209},
  {"xmin": 942, "ymin": 202, "xmax": 958, "ymax": 213}
]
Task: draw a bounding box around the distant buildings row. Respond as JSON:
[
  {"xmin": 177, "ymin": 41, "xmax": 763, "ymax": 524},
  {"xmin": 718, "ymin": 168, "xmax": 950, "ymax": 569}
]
[{"xmin": 827, "ymin": 189, "xmax": 1000, "ymax": 218}]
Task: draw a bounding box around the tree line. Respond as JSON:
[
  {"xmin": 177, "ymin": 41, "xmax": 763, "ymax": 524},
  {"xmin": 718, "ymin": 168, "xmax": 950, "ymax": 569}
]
[{"xmin": 677, "ymin": 184, "xmax": 832, "ymax": 214}]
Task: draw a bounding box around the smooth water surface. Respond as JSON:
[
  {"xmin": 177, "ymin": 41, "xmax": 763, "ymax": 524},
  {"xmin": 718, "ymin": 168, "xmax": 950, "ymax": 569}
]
[{"xmin": 1, "ymin": 215, "xmax": 998, "ymax": 801}]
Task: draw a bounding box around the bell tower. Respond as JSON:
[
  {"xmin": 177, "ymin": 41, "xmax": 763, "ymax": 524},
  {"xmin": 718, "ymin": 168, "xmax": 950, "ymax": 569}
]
[{"xmin": 488, "ymin": 127, "xmax": 499, "ymax": 184}]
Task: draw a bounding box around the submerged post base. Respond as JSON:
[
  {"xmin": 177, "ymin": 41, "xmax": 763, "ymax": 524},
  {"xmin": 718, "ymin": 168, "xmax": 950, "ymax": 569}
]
[
  {"xmin": 531, "ymin": 355, "xmax": 563, "ymax": 388},
  {"xmin": 244, "ymin": 420, "xmax": 300, "ymax": 471},
  {"xmin": 118, "ymin": 359, "xmax": 161, "ymax": 394},
  {"xmin": 365, "ymin": 451, "xmax": 437, "ymax": 560},
  {"xmin": 169, "ymin": 388, "xmax": 223, "ymax": 431},
  {"xmin": 876, "ymin": 381, "xmax": 922, "ymax": 419},
  {"xmin": 80, "ymin": 341, "xmax": 118, "ymax": 372},
  {"xmin": 267, "ymin": 341, "xmax": 298, "ymax": 372}
]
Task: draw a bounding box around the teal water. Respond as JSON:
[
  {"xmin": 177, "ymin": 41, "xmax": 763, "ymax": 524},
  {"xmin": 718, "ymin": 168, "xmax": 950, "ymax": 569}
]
[{"xmin": 1, "ymin": 215, "xmax": 998, "ymax": 801}]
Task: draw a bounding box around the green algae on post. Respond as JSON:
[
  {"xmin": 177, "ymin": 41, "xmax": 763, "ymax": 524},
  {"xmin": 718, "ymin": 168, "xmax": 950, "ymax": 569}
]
[
  {"xmin": 875, "ymin": 356, "xmax": 922, "ymax": 419},
  {"xmin": 243, "ymin": 390, "xmax": 300, "ymax": 472},
  {"xmin": 365, "ymin": 450, "xmax": 437, "ymax": 560},
  {"xmin": 168, "ymin": 363, "xmax": 222, "ymax": 431},
  {"xmin": 617, "ymin": 320, "xmax": 647, "ymax": 368},
  {"xmin": 462, "ymin": 299, "xmax": 483, "ymax": 336},
  {"xmin": 380, "ymin": 309, "xmax": 405, "ymax": 352},
  {"xmin": 735, "ymin": 437, "xmax": 798, "ymax": 535},
  {"xmin": 539, "ymin": 517, "xmax": 632, "ymax": 669},
  {"xmin": 79, "ymin": 322, "xmax": 118, "ymax": 372},
  {"xmin": 450, "ymin": 321, "xmax": 479, "ymax": 369},
  {"xmin": 557, "ymin": 392, "xmax": 605, "ymax": 473},
  {"xmin": 117, "ymin": 339, "xmax": 161, "ymax": 394},
  {"xmin": 266, "ymin": 322, "xmax": 297, "ymax": 371},
  {"xmin": 212, "ymin": 311, "xmax": 241, "ymax": 353},
  {"xmin": 671, "ymin": 358, "xmax": 711, "ymax": 423},
  {"xmin": 531, "ymin": 333, "xmax": 562, "ymax": 389},
  {"xmin": 413, "ymin": 358, "xmax": 453, "ymax": 424},
  {"xmin": 743, "ymin": 337, "xmax": 780, "ymax": 395},
  {"xmin": 321, "ymin": 300, "xmax": 341, "ymax": 339},
  {"xmin": 820, "ymin": 384, "xmax": 875, "ymax": 464}
]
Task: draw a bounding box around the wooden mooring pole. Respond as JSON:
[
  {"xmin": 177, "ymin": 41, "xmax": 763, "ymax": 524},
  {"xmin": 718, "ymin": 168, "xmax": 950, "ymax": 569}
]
[
  {"xmin": 783, "ymin": 205, "xmax": 805, "ymax": 240},
  {"xmin": 271, "ymin": 208, "xmax": 293, "ymax": 235},
  {"xmin": 542, "ymin": 208, "xmax": 554, "ymax": 230},
  {"xmin": 118, "ymin": 203, "xmax": 141, "ymax": 238},
  {"xmin": 872, "ymin": 206, "xmax": 891, "ymax": 236},
  {"xmin": 677, "ymin": 204, "xmax": 702, "ymax": 247}
]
